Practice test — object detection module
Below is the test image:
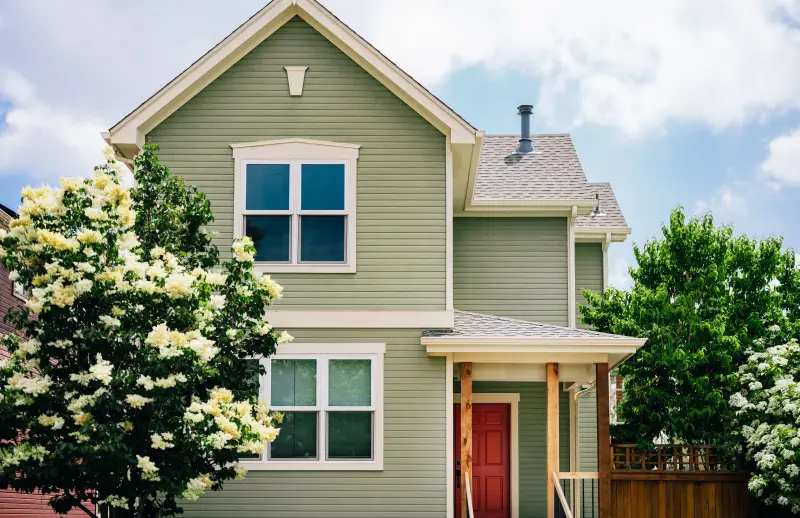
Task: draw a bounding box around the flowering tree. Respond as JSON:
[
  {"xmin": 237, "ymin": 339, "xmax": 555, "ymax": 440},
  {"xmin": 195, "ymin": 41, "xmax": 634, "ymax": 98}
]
[
  {"xmin": 0, "ymin": 145, "xmax": 290, "ymax": 517},
  {"xmin": 731, "ymin": 328, "xmax": 800, "ymax": 514}
]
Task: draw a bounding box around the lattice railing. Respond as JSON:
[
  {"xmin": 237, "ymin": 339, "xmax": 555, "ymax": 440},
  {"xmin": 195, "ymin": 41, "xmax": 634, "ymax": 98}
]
[{"xmin": 611, "ymin": 444, "xmax": 736, "ymax": 472}]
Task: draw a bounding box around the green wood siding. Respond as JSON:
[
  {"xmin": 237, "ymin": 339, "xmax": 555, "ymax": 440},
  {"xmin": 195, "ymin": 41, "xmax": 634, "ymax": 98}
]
[
  {"xmin": 575, "ymin": 243, "xmax": 603, "ymax": 329},
  {"xmin": 575, "ymin": 244, "xmax": 603, "ymax": 514},
  {"xmin": 456, "ymin": 382, "xmax": 570, "ymax": 518},
  {"xmin": 181, "ymin": 329, "xmax": 445, "ymax": 518},
  {"xmin": 147, "ymin": 18, "xmax": 446, "ymax": 310},
  {"xmin": 453, "ymin": 218, "xmax": 569, "ymax": 326},
  {"xmin": 578, "ymin": 390, "xmax": 599, "ymax": 515}
]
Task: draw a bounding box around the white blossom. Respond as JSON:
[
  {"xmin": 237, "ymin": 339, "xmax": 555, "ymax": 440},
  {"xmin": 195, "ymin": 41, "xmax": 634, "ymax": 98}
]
[
  {"xmin": 126, "ymin": 394, "xmax": 153, "ymax": 409},
  {"xmin": 98, "ymin": 495, "xmax": 129, "ymax": 510},
  {"xmin": 182, "ymin": 474, "xmax": 213, "ymax": 501},
  {"xmin": 151, "ymin": 433, "xmax": 175, "ymax": 450}
]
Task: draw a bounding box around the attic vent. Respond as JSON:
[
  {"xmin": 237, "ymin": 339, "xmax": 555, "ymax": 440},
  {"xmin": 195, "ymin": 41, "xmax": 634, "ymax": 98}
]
[
  {"xmin": 517, "ymin": 104, "xmax": 534, "ymax": 154},
  {"xmin": 591, "ymin": 193, "xmax": 605, "ymax": 218}
]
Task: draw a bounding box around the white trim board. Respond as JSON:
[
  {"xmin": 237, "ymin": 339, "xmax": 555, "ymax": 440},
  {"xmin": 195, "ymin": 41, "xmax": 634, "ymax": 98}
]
[
  {"xmin": 575, "ymin": 227, "xmax": 631, "ymax": 244},
  {"xmin": 445, "ymin": 354, "xmax": 454, "ymax": 518},
  {"xmin": 106, "ymin": 0, "xmax": 477, "ymax": 156},
  {"xmin": 453, "ymin": 393, "xmax": 520, "ymax": 518},
  {"xmin": 423, "ymin": 337, "xmax": 646, "ymax": 348},
  {"xmin": 469, "ymin": 363, "xmax": 596, "ymax": 384},
  {"xmin": 568, "ymin": 205, "xmax": 577, "ymax": 328},
  {"xmin": 463, "ymin": 198, "xmax": 597, "ymax": 214},
  {"xmin": 268, "ymin": 310, "xmax": 454, "ymax": 329}
]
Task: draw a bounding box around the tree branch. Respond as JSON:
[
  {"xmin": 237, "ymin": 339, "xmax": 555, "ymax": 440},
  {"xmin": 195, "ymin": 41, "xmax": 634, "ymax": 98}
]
[
  {"xmin": 136, "ymin": 491, "xmax": 148, "ymax": 518},
  {"xmin": 65, "ymin": 491, "xmax": 99, "ymax": 518}
]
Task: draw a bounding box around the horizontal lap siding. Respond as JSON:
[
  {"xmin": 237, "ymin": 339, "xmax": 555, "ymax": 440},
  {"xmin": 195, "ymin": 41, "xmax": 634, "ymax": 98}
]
[
  {"xmin": 575, "ymin": 245, "xmax": 602, "ymax": 515},
  {"xmin": 180, "ymin": 329, "xmax": 446, "ymax": 518},
  {"xmin": 147, "ymin": 18, "xmax": 446, "ymax": 310},
  {"xmin": 456, "ymin": 382, "xmax": 569, "ymax": 518},
  {"xmin": 453, "ymin": 218, "xmax": 568, "ymax": 326},
  {"xmin": 575, "ymin": 243, "xmax": 603, "ymax": 329},
  {"xmin": 578, "ymin": 390, "xmax": 599, "ymax": 516}
]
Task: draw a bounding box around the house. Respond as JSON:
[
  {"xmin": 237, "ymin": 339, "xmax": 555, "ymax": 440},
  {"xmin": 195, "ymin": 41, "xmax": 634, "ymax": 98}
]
[
  {"xmin": 0, "ymin": 204, "xmax": 90, "ymax": 517},
  {"xmin": 103, "ymin": 1, "xmax": 644, "ymax": 517}
]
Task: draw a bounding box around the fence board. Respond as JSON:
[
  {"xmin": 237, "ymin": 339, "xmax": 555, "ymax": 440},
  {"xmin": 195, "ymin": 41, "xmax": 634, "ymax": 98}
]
[{"xmin": 610, "ymin": 477, "xmax": 750, "ymax": 518}]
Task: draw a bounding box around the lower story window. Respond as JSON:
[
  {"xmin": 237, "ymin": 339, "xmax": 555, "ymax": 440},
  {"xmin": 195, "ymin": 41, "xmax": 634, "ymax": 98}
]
[{"xmin": 242, "ymin": 343, "xmax": 384, "ymax": 470}]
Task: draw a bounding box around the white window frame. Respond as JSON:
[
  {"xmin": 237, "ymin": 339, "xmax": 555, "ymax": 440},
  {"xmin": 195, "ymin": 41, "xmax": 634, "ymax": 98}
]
[
  {"xmin": 242, "ymin": 342, "xmax": 385, "ymax": 471},
  {"xmin": 231, "ymin": 139, "xmax": 360, "ymax": 274},
  {"xmin": 12, "ymin": 281, "xmax": 28, "ymax": 301}
]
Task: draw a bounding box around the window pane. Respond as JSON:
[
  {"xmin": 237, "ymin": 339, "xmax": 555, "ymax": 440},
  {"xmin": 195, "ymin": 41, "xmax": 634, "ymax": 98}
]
[
  {"xmin": 327, "ymin": 412, "xmax": 372, "ymax": 459},
  {"xmin": 300, "ymin": 216, "xmax": 345, "ymax": 263},
  {"xmin": 246, "ymin": 164, "xmax": 290, "ymax": 210},
  {"xmin": 329, "ymin": 359, "xmax": 371, "ymax": 406},
  {"xmin": 270, "ymin": 359, "xmax": 316, "ymax": 407},
  {"xmin": 271, "ymin": 411, "xmax": 318, "ymax": 459},
  {"xmin": 245, "ymin": 216, "xmax": 290, "ymax": 262},
  {"xmin": 237, "ymin": 359, "xmax": 262, "ymax": 402},
  {"xmin": 301, "ymin": 164, "xmax": 345, "ymax": 210}
]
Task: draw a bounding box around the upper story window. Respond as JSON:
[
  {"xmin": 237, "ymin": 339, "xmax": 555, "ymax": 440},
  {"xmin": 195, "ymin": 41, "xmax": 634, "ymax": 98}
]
[{"xmin": 232, "ymin": 139, "xmax": 359, "ymax": 274}]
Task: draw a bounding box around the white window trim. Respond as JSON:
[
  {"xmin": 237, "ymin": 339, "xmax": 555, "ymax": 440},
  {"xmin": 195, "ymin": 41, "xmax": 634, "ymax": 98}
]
[
  {"xmin": 12, "ymin": 281, "xmax": 28, "ymax": 301},
  {"xmin": 242, "ymin": 342, "xmax": 385, "ymax": 471},
  {"xmin": 232, "ymin": 139, "xmax": 360, "ymax": 274}
]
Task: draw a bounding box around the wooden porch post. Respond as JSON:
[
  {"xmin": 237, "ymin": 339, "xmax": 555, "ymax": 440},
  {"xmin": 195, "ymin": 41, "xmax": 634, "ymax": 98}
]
[
  {"xmin": 460, "ymin": 362, "xmax": 473, "ymax": 518},
  {"xmin": 546, "ymin": 363, "xmax": 559, "ymax": 518},
  {"xmin": 596, "ymin": 362, "xmax": 612, "ymax": 518}
]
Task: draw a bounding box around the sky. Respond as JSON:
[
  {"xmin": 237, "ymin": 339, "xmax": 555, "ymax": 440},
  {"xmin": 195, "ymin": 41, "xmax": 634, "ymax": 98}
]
[{"xmin": 1, "ymin": 0, "xmax": 800, "ymax": 288}]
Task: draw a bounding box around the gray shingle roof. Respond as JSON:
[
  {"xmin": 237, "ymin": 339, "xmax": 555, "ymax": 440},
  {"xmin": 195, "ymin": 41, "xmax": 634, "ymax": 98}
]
[
  {"xmin": 575, "ymin": 182, "xmax": 629, "ymax": 230},
  {"xmin": 474, "ymin": 134, "xmax": 629, "ymax": 229},
  {"xmin": 474, "ymin": 135, "xmax": 592, "ymax": 202},
  {"xmin": 423, "ymin": 310, "xmax": 633, "ymax": 340}
]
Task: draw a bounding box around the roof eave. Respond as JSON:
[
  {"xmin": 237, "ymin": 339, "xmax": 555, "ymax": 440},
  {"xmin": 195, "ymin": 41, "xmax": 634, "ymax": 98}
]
[
  {"xmin": 574, "ymin": 226, "xmax": 632, "ymax": 243},
  {"xmin": 464, "ymin": 198, "xmax": 597, "ymax": 214}
]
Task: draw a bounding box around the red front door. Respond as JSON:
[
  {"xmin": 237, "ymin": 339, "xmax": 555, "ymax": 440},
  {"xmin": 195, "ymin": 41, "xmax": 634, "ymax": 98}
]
[{"xmin": 455, "ymin": 404, "xmax": 510, "ymax": 518}]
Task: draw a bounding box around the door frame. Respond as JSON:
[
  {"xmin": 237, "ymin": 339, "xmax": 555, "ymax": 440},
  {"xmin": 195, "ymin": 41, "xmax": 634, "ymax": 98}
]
[{"xmin": 454, "ymin": 393, "xmax": 520, "ymax": 518}]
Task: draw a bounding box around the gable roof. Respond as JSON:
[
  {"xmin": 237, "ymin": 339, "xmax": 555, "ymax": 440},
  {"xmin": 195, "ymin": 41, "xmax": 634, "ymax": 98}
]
[
  {"xmin": 423, "ymin": 310, "xmax": 638, "ymax": 343},
  {"xmin": 105, "ymin": 0, "xmax": 478, "ymax": 157}
]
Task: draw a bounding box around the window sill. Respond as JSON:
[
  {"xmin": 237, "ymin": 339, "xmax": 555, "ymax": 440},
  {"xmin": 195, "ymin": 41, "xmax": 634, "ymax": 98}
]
[
  {"xmin": 239, "ymin": 459, "xmax": 383, "ymax": 471},
  {"xmin": 254, "ymin": 263, "xmax": 356, "ymax": 274}
]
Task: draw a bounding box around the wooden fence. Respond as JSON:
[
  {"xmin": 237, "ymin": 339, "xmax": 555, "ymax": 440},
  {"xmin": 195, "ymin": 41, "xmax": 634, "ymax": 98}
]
[{"xmin": 610, "ymin": 445, "xmax": 751, "ymax": 518}]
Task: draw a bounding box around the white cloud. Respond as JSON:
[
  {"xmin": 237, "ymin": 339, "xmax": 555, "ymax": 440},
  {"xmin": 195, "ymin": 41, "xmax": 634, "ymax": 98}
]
[
  {"xmin": 693, "ymin": 183, "xmax": 749, "ymax": 218},
  {"xmin": 1, "ymin": 1, "xmax": 800, "ymax": 138},
  {"xmin": 0, "ymin": 70, "xmax": 105, "ymax": 182},
  {"xmin": 761, "ymin": 128, "xmax": 800, "ymax": 188},
  {"xmin": 326, "ymin": 0, "xmax": 800, "ymax": 135},
  {"xmin": 608, "ymin": 258, "xmax": 633, "ymax": 290}
]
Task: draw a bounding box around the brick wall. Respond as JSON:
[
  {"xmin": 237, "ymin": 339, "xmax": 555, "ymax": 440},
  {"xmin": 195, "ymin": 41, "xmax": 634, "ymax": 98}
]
[{"xmin": 0, "ymin": 206, "xmax": 91, "ymax": 517}]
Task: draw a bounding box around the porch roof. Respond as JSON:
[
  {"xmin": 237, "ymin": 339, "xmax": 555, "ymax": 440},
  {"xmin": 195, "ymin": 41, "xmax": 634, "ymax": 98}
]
[
  {"xmin": 422, "ymin": 311, "xmax": 646, "ymax": 369},
  {"xmin": 423, "ymin": 310, "xmax": 638, "ymax": 342}
]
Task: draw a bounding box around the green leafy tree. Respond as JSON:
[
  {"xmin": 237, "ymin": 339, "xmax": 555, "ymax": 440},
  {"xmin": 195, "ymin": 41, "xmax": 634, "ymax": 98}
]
[
  {"xmin": 0, "ymin": 145, "xmax": 291, "ymax": 518},
  {"xmin": 581, "ymin": 208, "xmax": 798, "ymax": 446}
]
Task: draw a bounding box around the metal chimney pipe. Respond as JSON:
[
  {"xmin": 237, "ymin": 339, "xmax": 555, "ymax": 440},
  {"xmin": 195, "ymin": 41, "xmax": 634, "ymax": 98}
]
[{"xmin": 517, "ymin": 105, "xmax": 534, "ymax": 154}]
